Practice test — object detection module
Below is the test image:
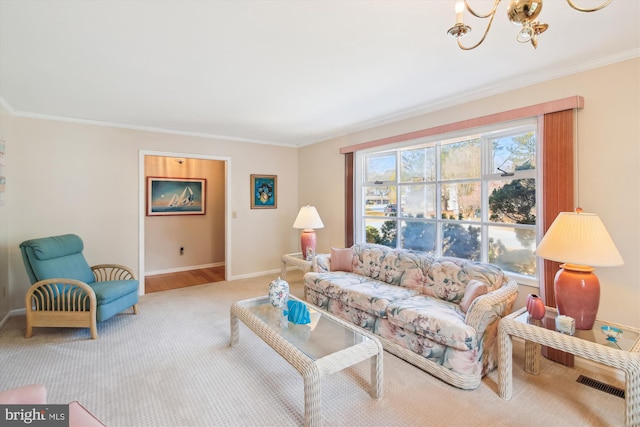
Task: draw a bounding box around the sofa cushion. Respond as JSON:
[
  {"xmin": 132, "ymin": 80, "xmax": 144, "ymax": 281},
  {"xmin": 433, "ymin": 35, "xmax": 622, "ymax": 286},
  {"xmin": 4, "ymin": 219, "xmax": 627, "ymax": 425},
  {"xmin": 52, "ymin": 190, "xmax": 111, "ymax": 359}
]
[
  {"xmin": 330, "ymin": 247, "xmax": 353, "ymax": 272},
  {"xmin": 304, "ymin": 272, "xmax": 418, "ymax": 317},
  {"xmin": 339, "ymin": 281, "xmax": 420, "ymax": 317},
  {"xmin": 459, "ymin": 279, "xmax": 488, "ymax": 313},
  {"xmin": 386, "ymin": 295, "xmax": 477, "ymax": 351},
  {"xmin": 422, "ymin": 257, "xmax": 505, "ymax": 303},
  {"xmin": 351, "ymin": 243, "xmax": 390, "ymax": 281},
  {"xmin": 351, "ymin": 243, "xmax": 426, "ymax": 287},
  {"xmin": 304, "ymin": 271, "xmax": 362, "ymax": 296},
  {"xmin": 397, "ymin": 250, "xmax": 436, "ymax": 292}
]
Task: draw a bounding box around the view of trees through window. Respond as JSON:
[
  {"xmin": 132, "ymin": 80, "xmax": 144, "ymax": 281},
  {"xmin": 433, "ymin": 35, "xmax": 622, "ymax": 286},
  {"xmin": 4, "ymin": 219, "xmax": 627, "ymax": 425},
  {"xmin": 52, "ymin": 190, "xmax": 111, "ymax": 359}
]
[{"xmin": 358, "ymin": 120, "xmax": 538, "ymax": 279}]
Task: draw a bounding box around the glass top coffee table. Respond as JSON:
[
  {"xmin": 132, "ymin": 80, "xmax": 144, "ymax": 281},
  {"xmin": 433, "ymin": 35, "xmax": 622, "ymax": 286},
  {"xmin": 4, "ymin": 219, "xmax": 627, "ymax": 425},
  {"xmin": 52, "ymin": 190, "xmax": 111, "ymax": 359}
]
[{"xmin": 230, "ymin": 295, "xmax": 383, "ymax": 427}]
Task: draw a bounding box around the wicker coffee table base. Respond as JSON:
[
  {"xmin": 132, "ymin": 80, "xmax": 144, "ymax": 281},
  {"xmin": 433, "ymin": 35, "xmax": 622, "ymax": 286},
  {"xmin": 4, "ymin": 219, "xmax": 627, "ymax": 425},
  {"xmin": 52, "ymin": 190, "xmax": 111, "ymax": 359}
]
[
  {"xmin": 230, "ymin": 297, "xmax": 383, "ymax": 427},
  {"xmin": 498, "ymin": 308, "xmax": 640, "ymax": 427}
]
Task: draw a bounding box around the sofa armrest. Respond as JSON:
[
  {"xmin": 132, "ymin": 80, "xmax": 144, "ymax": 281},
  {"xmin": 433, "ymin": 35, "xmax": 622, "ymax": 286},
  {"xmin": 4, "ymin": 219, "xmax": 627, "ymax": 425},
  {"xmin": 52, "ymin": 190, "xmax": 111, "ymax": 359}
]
[
  {"xmin": 315, "ymin": 254, "xmax": 331, "ymax": 273},
  {"xmin": 465, "ymin": 280, "xmax": 519, "ymax": 333}
]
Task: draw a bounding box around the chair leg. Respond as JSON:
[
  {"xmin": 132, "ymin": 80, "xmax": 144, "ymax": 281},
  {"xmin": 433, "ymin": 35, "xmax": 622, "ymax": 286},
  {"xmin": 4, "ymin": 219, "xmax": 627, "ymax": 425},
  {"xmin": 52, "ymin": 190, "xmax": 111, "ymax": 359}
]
[
  {"xmin": 89, "ymin": 313, "xmax": 98, "ymax": 340},
  {"xmin": 132, "ymin": 304, "xmax": 139, "ymax": 315},
  {"xmin": 25, "ymin": 295, "xmax": 33, "ymax": 338}
]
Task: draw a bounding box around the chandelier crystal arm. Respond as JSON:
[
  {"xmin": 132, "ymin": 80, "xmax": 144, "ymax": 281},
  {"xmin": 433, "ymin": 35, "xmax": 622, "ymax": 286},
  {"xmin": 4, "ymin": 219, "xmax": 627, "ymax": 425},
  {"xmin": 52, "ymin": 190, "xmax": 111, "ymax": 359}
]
[
  {"xmin": 566, "ymin": 0, "xmax": 612, "ymax": 12},
  {"xmin": 463, "ymin": 0, "xmax": 502, "ymax": 19}
]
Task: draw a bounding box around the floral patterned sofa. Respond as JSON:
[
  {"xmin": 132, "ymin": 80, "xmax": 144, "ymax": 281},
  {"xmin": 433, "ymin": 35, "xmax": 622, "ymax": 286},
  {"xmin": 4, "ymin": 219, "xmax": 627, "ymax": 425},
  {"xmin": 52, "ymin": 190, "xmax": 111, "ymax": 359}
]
[{"xmin": 303, "ymin": 243, "xmax": 519, "ymax": 389}]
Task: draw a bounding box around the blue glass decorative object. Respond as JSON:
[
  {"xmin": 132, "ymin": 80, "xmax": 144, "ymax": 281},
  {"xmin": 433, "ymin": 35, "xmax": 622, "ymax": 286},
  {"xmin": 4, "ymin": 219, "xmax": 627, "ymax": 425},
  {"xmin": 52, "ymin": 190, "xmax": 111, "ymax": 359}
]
[
  {"xmin": 601, "ymin": 325, "xmax": 623, "ymax": 343},
  {"xmin": 287, "ymin": 300, "xmax": 311, "ymax": 324}
]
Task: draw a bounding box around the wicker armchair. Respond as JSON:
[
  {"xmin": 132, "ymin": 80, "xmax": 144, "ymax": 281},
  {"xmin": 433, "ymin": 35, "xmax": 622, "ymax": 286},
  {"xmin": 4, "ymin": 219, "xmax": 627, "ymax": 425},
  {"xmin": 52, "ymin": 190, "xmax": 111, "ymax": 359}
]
[{"xmin": 20, "ymin": 234, "xmax": 139, "ymax": 339}]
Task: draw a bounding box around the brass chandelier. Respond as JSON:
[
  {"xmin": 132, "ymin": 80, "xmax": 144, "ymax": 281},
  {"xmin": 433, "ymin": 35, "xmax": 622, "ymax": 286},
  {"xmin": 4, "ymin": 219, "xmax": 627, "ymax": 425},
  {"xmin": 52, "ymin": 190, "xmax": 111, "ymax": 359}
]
[{"xmin": 447, "ymin": 0, "xmax": 613, "ymax": 50}]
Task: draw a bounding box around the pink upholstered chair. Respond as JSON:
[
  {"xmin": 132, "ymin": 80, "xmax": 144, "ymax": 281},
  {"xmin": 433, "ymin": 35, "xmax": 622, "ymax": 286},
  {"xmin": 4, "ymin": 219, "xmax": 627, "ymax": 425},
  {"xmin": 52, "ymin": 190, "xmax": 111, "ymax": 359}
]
[{"xmin": 0, "ymin": 384, "xmax": 105, "ymax": 427}]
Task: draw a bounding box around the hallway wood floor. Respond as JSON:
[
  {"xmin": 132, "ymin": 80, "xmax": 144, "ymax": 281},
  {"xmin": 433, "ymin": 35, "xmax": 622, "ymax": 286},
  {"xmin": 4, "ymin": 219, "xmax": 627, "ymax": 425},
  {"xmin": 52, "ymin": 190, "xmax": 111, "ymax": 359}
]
[{"xmin": 144, "ymin": 266, "xmax": 225, "ymax": 293}]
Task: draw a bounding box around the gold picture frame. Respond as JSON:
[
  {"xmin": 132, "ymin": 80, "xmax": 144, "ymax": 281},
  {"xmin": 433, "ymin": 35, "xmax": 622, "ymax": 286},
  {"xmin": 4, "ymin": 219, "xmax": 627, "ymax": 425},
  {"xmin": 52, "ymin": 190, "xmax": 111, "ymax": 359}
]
[{"xmin": 250, "ymin": 174, "xmax": 277, "ymax": 209}]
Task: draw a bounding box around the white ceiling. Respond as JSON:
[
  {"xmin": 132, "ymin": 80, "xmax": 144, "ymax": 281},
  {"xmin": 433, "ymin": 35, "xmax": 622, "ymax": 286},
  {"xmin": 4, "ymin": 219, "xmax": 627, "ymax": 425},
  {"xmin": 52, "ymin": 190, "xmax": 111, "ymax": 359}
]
[{"xmin": 1, "ymin": 1, "xmax": 638, "ymax": 147}]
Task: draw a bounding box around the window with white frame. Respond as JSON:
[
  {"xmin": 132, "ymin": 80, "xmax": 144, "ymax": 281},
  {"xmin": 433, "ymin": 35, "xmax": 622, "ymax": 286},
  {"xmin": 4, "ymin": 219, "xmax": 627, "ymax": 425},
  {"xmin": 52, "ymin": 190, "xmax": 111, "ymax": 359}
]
[{"xmin": 355, "ymin": 118, "xmax": 538, "ymax": 281}]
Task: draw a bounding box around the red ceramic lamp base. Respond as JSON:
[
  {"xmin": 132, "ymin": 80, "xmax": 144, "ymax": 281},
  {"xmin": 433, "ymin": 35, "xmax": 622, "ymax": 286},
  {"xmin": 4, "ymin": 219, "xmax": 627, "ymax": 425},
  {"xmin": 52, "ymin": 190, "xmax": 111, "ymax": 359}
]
[
  {"xmin": 554, "ymin": 264, "xmax": 600, "ymax": 330},
  {"xmin": 300, "ymin": 230, "xmax": 316, "ymax": 259}
]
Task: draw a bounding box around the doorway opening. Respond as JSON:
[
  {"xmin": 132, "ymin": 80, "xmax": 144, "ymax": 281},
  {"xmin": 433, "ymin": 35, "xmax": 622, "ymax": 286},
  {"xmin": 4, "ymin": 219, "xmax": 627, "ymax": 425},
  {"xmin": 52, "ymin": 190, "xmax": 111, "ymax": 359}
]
[{"xmin": 139, "ymin": 150, "xmax": 231, "ymax": 294}]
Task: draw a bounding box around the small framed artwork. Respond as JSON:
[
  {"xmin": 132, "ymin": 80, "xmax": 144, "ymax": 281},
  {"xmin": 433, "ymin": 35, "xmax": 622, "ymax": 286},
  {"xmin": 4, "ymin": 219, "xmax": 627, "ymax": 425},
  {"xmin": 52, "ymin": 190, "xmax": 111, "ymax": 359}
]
[
  {"xmin": 250, "ymin": 174, "xmax": 277, "ymax": 209},
  {"xmin": 147, "ymin": 177, "xmax": 206, "ymax": 216}
]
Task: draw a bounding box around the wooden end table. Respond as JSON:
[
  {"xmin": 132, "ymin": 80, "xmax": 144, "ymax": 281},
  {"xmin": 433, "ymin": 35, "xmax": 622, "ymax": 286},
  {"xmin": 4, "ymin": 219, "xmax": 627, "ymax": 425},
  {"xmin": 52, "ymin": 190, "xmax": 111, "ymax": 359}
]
[{"xmin": 498, "ymin": 306, "xmax": 640, "ymax": 427}]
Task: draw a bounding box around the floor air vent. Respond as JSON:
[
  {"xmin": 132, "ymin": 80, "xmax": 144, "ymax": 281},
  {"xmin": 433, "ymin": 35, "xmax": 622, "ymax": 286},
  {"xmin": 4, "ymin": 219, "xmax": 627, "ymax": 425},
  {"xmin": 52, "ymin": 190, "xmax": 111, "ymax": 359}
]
[{"xmin": 576, "ymin": 375, "xmax": 625, "ymax": 399}]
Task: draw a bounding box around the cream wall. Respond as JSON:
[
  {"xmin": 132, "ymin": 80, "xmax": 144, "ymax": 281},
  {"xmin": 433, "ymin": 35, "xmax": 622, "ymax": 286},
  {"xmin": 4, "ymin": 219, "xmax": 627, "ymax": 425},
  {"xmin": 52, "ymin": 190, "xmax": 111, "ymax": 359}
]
[
  {"xmin": 0, "ymin": 107, "xmax": 11, "ymax": 321},
  {"xmin": 2, "ymin": 59, "xmax": 638, "ymax": 329},
  {"xmin": 299, "ymin": 58, "xmax": 640, "ymax": 328},
  {"xmin": 144, "ymin": 156, "xmax": 226, "ymax": 273},
  {"xmin": 5, "ymin": 117, "xmax": 300, "ymax": 311}
]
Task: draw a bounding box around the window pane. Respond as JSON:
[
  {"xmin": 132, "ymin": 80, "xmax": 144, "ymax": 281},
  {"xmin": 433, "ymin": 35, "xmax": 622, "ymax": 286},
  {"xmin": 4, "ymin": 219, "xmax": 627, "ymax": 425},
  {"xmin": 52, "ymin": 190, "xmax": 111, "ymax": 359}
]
[
  {"xmin": 401, "ymin": 220, "xmax": 436, "ymax": 252},
  {"xmin": 488, "ymin": 226, "xmax": 536, "ymax": 277},
  {"xmin": 400, "ymin": 146, "xmax": 435, "ymax": 182},
  {"xmin": 488, "ymin": 178, "xmax": 536, "ymax": 224},
  {"xmin": 400, "ymin": 184, "xmax": 436, "ymax": 219},
  {"xmin": 491, "ymin": 132, "xmax": 536, "ymax": 174},
  {"xmin": 364, "ymin": 186, "xmax": 395, "ymax": 213},
  {"xmin": 365, "ymin": 218, "xmax": 397, "ymax": 248},
  {"xmin": 442, "ymin": 223, "xmax": 480, "ymax": 260},
  {"xmin": 441, "ymin": 182, "xmax": 481, "ymax": 221},
  {"xmin": 441, "ymin": 138, "xmax": 481, "ymax": 180},
  {"xmin": 357, "ymin": 119, "xmax": 537, "ymax": 280},
  {"xmin": 365, "ymin": 153, "xmax": 396, "ymax": 182}
]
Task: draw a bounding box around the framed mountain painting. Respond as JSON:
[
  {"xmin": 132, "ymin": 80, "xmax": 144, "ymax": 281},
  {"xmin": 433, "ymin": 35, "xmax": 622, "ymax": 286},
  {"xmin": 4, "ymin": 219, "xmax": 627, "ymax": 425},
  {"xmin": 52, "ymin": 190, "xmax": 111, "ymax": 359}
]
[{"xmin": 147, "ymin": 177, "xmax": 206, "ymax": 216}]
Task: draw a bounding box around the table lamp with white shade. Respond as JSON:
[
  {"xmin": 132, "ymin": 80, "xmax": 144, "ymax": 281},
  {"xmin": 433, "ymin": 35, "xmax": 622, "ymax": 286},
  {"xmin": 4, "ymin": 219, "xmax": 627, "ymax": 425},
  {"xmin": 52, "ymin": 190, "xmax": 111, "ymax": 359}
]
[
  {"xmin": 293, "ymin": 205, "xmax": 324, "ymax": 260},
  {"xmin": 534, "ymin": 208, "xmax": 624, "ymax": 330}
]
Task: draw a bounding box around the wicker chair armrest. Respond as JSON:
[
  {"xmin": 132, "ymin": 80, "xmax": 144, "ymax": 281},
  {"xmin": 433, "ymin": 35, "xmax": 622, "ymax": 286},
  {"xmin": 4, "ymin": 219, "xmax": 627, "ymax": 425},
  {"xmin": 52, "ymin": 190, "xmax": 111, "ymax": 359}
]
[
  {"xmin": 465, "ymin": 280, "xmax": 519, "ymax": 333},
  {"xmin": 91, "ymin": 264, "xmax": 136, "ymax": 282},
  {"xmin": 25, "ymin": 278, "xmax": 97, "ymax": 312}
]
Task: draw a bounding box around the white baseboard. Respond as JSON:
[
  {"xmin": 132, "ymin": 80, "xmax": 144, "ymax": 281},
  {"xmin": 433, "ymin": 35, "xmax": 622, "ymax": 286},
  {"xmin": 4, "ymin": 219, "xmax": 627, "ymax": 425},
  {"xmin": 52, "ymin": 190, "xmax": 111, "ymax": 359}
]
[
  {"xmin": 146, "ymin": 262, "xmax": 224, "ymax": 277},
  {"xmin": 229, "ymin": 268, "xmax": 281, "ymax": 281}
]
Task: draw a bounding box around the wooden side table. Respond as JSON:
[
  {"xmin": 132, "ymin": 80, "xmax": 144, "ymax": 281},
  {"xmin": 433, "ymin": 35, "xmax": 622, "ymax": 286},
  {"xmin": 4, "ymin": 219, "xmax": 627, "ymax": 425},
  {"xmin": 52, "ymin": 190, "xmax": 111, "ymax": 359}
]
[
  {"xmin": 498, "ymin": 306, "xmax": 640, "ymax": 427},
  {"xmin": 280, "ymin": 252, "xmax": 320, "ymax": 279}
]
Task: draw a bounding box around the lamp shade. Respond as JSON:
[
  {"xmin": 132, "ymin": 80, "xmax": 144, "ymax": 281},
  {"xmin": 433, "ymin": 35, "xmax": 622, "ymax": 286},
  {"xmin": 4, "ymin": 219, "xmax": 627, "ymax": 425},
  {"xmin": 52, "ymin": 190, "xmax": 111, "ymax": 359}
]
[
  {"xmin": 293, "ymin": 205, "xmax": 324, "ymax": 230},
  {"xmin": 535, "ymin": 210, "xmax": 623, "ymax": 267}
]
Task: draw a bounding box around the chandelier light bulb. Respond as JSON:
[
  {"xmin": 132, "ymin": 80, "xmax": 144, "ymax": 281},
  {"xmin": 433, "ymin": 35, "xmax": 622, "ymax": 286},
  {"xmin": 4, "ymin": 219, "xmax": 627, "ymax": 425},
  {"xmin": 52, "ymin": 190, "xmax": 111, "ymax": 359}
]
[
  {"xmin": 517, "ymin": 22, "xmax": 534, "ymax": 42},
  {"xmin": 455, "ymin": 0, "xmax": 465, "ymax": 24},
  {"xmin": 449, "ymin": 0, "xmax": 613, "ymax": 50}
]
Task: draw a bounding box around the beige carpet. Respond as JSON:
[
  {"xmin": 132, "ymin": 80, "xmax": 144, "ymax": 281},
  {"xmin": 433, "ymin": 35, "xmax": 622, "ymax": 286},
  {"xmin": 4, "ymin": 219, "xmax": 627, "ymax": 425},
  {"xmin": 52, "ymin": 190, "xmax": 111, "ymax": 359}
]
[{"xmin": 0, "ymin": 271, "xmax": 625, "ymax": 426}]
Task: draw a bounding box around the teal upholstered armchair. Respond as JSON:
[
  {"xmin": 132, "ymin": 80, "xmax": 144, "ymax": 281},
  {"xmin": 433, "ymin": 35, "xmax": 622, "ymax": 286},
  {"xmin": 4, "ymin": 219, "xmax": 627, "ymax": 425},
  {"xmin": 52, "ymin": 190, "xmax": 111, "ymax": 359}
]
[{"xmin": 20, "ymin": 234, "xmax": 139, "ymax": 339}]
